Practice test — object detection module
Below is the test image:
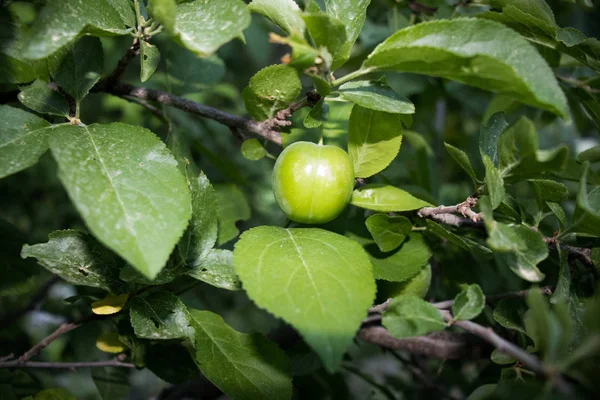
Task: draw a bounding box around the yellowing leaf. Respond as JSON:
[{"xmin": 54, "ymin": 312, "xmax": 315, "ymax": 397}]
[
  {"xmin": 96, "ymin": 332, "xmax": 126, "ymax": 353},
  {"xmin": 91, "ymin": 294, "xmax": 129, "ymax": 315}
]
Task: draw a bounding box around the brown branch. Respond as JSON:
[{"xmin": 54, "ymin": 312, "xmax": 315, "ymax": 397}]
[
  {"xmin": 0, "ymin": 358, "xmax": 134, "ymax": 369},
  {"xmin": 357, "ymin": 326, "xmax": 488, "ymax": 360},
  {"xmin": 408, "ymin": 0, "xmax": 438, "ymax": 15},
  {"xmin": 102, "ymin": 82, "xmax": 287, "ymax": 145},
  {"xmin": 544, "ymin": 237, "xmax": 595, "ymax": 270},
  {"xmin": 418, "ymin": 196, "xmax": 481, "ymax": 223}
]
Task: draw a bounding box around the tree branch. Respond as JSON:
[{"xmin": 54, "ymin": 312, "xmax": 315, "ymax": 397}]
[
  {"xmin": 104, "ymin": 38, "xmax": 140, "ymax": 89},
  {"xmin": 418, "ymin": 196, "xmax": 481, "ymax": 223},
  {"xmin": 431, "ymin": 286, "xmax": 555, "ymax": 309},
  {"xmin": 544, "ymin": 237, "xmax": 596, "ymax": 270},
  {"xmin": 0, "ymin": 358, "xmax": 134, "ymax": 369}
]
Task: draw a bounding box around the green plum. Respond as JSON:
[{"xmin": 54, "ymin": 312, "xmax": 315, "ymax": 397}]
[
  {"xmin": 272, "ymin": 141, "xmax": 354, "ymax": 224},
  {"xmin": 378, "ymin": 263, "xmax": 432, "ymax": 300}
]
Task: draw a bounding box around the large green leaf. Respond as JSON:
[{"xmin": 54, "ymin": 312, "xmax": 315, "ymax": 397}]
[
  {"xmin": 233, "ymin": 226, "xmax": 376, "ymax": 372},
  {"xmin": 130, "ymin": 291, "xmax": 194, "ymax": 340},
  {"xmin": 179, "ymin": 172, "xmax": 218, "ymax": 268},
  {"xmin": 18, "ymin": 80, "xmax": 70, "ymax": 117},
  {"xmin": 493, "ymin": 297, "xmax": 528, "ymax": 335},
  {"xmin": 174, "ymin": 0, "xmax": 251, "ymax": 57},
  {"xmin": 22, "ymin": 0, "xmax": 131, "ymax": 60},
  {"xmin": 48, "ymin": 36, "xmax": 103, "ymax": 103},
  {"xmin": 338, "ymin": 80, "xmax": 414, "ymax": 114},
  {"xmin": 369, "ymin": 233, "xmax": 432, "ymax": 282},
  {"xmin": 49, "ymin": 123, "xmax": 191, "ymax": 279},
  {"xmin": 214, "ymin": 184, "xmax": 251, "ymax": 245},
  {"xmin": 0, "ymin": 105, "xmax": 51, "ymax": 179},
  {"xmin": 382, "ymin": 295, "xmax": 446, "ymax": 338},
  {"xmin": 527, "ymin": 179, "xmax": 568, "ymax": 208},
  {"xmin": 325, "ymin": 0, "xmax": 371, "ymax": 69},
  {"xmin": 365, "ymin": 214, "xmax": 411, "ymax": 253},
  {"xmin": 348, "ymin": 106, "xmax": 403, "ymax": 178},
  {"xmin": 249, "ymin": 0, "xmax": 305, "ymax": 35},
  {"xmin": 452, "ymin": 284, "xmax": 485, "ymax": 321},
  {"xmin": 351, "ymin": 184, "xmax": 431, "ymax": 212},
  {"xmin": 21, "ymin": 230, "xmax": 129, "ymax": 294},
  {"xmin": 187, "ymin": 249, "xmax": 241, "ymax": 291},
  {"xmin": 479, "ymin": 112, "xmax": 508, "ymax": 167},
  {"xmin": 242, "ymin": 64, "xmax": 302, "ymax": 121},
  {"xmin": 189, "ymin": 310, "xmax": 292, "ymax": 400},
  {"xmin": 483, "ymin": 155, "xmax": 505, "ymax": 209},
  {"xmin": 363, "ymin": 18, "xmax": 569, "ymax": 118}
]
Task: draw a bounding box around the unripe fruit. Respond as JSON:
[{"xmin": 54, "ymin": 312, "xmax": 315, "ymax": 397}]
[
  {"xmin": 272, "ymin": 141, "xmax": 354, "ymax": 224},
  {"xmin": 378, "ymin": 263, "xmax": 432, "ymax": 300}
]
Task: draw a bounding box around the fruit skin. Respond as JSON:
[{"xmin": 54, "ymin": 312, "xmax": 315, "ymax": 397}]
[
  {"xmin": 378, "ymin": 263, "xmax": 432, "ymax": 300},
  {"xmin": 273, "ymin": 141, "xmax": 354, "ymax": 224}
]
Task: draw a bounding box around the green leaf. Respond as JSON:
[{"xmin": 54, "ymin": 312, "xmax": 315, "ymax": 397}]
[
  {"xmin": 22, "ymin": 0, "xmax": 130, "ymax": 60},
  {"xmin": 547, "ymin": 202, "xmax": 566, "ymax": 228},
  {"xmin": 92, "ymin": 368, "xmax": 130, "ymax": 400},
  {"xmin": 242, "ymin": 64, "xmax": 302, "ymax": 121},
  {"xmin": 527, "ymin": 179, "xmax": 568, "ymax": 208},
  {"xmin": 249, "ymin": 0, "xmax": 305, "ymax": 35},
  {"xmin": 369, "ymin": 233, "xmax": 432, "ymax": 282},
  {"xmin": 21, "ymin": 230, "xmax": 130, "ymax": 294},
  {"xmin": 189, "ymin": 309, "xmax": 293, "ymax": 400},
  {"xmin": 452, "ymin": 284, "xmax": 485, "ymax": 321},
  {"xmin": 148, "ymin": 0, "xmax": 177, "ymax": 33},
  {"xmin": 348, "ymin": 106, "xmax": 403, "ymax": 178},
  {"xmin": 577, "ymin": 145, "xmax": 600, "ymax": 163},
  {"xmin": 525, "ymin": 289, "xmax": 563, "ymax": 362},
  {"xmin": 49, "ymin": 123, "xmax": 191, "ymax": 279},
  {"xmin": 338, "ymin": 80, "xmax": 414, "ymax": 114},
  {"xmin": 233, "ymin": 226, "xmax": 376, "ymax": 372},
  {"xmin": 48, "ymin": 36, "xmax": 103, "ymax": 103},
  {"xmin": 493, "ymin": 297, "xmax": 528, "ymax": 335},
  {"xmin": 570, "ymin": 163, "xmax": 600, "ymax": 236},
  {"xmin": 140, "ymin": 41, "xmax": 161, "ymax": 83},
  {"xmin": 187, "ymin": 249, "xmax": 241, "ymax": 291},
  {"xmin": 130, "ymin": 291, "xmax": 194, "ymax": 340},
  {"xmin": 0, "ymin": 220, "xmax": 40, "ymax": 297},
  {"xmin": 365, "ymin": 214, "xmax": 411, "ymax": 252},
  {"xmin": 363, "ymin": 18, "xmax": 569, "ymax": 118},
  {"xmin": 268, "ymin": 33, "xmax": 319, "ymax": 70},
  {"xmin": 18, "ymin": 80, "xmax": 70, "ymax": 117},
  {"xmin": 483, "ymin": 155, "xmax": 505, "ymax": 209},
  {"xmin": 303, "ymin": 13, "xmax": 346, "ymax": 61},
  {"xmin": 481, "ymin": 197, "xmax": 548, "ymax": 282},
  {"xmin": 303, "ymin": 99, "xmax": 329, "ymax": 128},
  {"xmin": 241, "ymin": 139, "xmax": 268, "ymax": 161},
  {"xmin": 179, "ymin": 172, "xmax": 218, "ymax": 268},
  {"xmin": 174, "ymin": 0, "xmax": 251, "ymax": 57},
  {"xmin": 382, "ymin": 295, "xmax": 446, "ymax": 338},
  {"xmin": 490, "ymin": 349, "xmax": 516, "ymax": 365},
  {"xmin": 425, "ymin": 220, "xmax": 492, "ymax": 258},
  {"xmin": 325, "ymin": 0, "xmax": 371, "ymax": 69},
  {"xmin": 0, "ymin": 105, "xmax": 51, "ymax": 179},
  {"xmin": 479, "ymin": 112, "xmax": 508, "ymax": 166},
  {"xmin": 351, "ymin": 184, "xmax": 431, "ymax": 212},
  {"xmin": 214, "ymin": 184, "xmax": 251, "ymax": 245},
  {"xmin": 444, "ymin": 142, "xmax": 479, "ymax": 184}
]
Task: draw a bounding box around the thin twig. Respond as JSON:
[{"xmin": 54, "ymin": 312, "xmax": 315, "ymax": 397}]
[
  {"xmin": 544, "ymin": 237, "xmax": 595, "ymax": 270},
  {"xmin": 557, "ymin": 75, "xmax": 600, "ymax": 94},
  {"xmin": 0, "ymin": 358, "xmax": 135, "ymax": 369},
  {"xmin": 121, "ymin": 95, "xmax": 167, "ymax": 121},
  {"xmin": 418, "ymin": 196, "xmax": 480, "ymax": 222}
]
